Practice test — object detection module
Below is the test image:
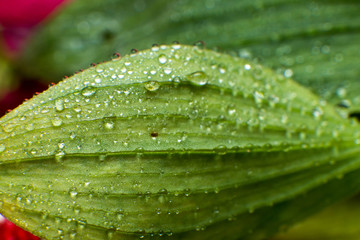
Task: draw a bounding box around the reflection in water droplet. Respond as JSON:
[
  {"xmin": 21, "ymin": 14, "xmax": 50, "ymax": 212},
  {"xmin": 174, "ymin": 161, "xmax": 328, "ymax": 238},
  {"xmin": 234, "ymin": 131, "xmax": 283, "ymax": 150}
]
[
  {"xmin": 187, "ymin": 71, "xmax": 208, "ymax": 86},
  {"xmin": 144, "ymin": 81, "xmax": 160, "ymax": 91}
]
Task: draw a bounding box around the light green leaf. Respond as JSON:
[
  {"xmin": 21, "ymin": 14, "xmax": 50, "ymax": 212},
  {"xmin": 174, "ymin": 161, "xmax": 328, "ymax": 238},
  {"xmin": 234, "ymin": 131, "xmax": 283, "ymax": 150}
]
[
  {"xmin": 18, "ymin": 0, "xmax": 360, "ymax": 112},
  {"xmin": 2, "ymin": 45, "xmax": 360, "ymax": 239}
]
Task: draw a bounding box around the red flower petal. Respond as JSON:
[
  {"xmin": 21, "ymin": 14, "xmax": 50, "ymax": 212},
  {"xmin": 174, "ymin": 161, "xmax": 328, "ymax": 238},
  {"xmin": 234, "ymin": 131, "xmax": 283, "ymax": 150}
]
[
  {"xmin": 0, "ymin": 0, "xmax": 71, "ymax": 55},
  {"xmin": 0, "ymin": 215, "xmax": 40, "ymax": 240}
]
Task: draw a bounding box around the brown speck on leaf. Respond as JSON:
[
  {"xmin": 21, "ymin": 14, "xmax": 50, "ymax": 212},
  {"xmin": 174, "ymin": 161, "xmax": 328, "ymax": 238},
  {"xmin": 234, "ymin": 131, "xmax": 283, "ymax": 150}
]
[{"xmin": 150, "ymin": 132, "xmax": 158, "ymax": 137}]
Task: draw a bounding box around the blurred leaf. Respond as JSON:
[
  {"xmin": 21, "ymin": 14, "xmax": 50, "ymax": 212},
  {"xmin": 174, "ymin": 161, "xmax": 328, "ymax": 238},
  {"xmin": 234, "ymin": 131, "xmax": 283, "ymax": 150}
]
[
  {"xmin": 2, "ymin": 45, "xmax": 360, "ymax": 239},
  {"xmin": 0, "ymin": 56, "xmax": 14, "ymax": 98},
  {"xmin": 272, "ymin": 196, "xmax": 360, "ymax": 240},
  {"xmin": 18, "ymin": 0, "xmax": 360, "ymax": 112}
]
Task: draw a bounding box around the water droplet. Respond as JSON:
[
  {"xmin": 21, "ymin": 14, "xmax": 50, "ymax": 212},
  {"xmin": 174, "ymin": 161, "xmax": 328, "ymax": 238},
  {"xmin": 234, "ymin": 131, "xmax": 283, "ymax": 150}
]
[
  {"xmin": 81, "ymin": 86, "xmax": 97, "ymax": 97},
  {"xmin": 2, "ymin": 124, "xmax": 15, "ymax": 133},
  {"xmin": 73, "ymin": 205, "xmax": 81, "ymax": 215},
  {"xmin": 25, "ymin": 123, "xmax": 34, "ymax": 131},
  {"xmin": 193, "ymin": 41, "xmax": 206, "ymax": 49},
  {"xmin": 55, "ymin": 99, "xmax": 65, "ymax": 111},
  {"xmin": 55, "ymin": 151, "xmax": 65, "ymax": 162},
  {"xmin": 336, "ymin": 88, "xmax": 347, "ymax": 98},
  {"xmin": 214, "ymin": 145, "xmax": 227, "ymax": 155},
  {"xmin": 144, "ymin": 81, "xmax": 160, "ymax": 91},
  {"xmin": 312, "ymin": 107, "xmax": 323, "ymax": 119},
  {"xmin": 218, "ymin": 66, "xmax": 226, "ymax": 74},
  {"xmin": 0, "ymin": 144, "xmax": 5, "ymax": 153},
  {"xmin": 52, "ymin": 117, "xmax": 63, "ymax": 127},
  {"xmin": 253, "ymin": 91, "xmax": 264, "ymax": 104},
  {"xmin": 69, "ymin": 188, "xmax": 78, "ymax": 199},
  {"xmin": 158, "ymin": 54, "xmax": 167, "ymax": 64},
  {"xmin": 151, "ymin": 44, "xmax": 160, "ymax": 52},
  {"xmin": 117, "ymin": 213, "xmax": 124, "ymax": 221},
  {"xmin": 284, "ymin": 69, "xmax": 293, "ymax": 78},
  {"xmin": 187, "ymin": 71, "xmax": 208, "ymax": 86},
  {"xmin": 58, "ymin": 142, "xmax": 65, "ymax": 149},
  {"xmin": 30, "ymin": 149, "xmax": 37, "ymax": 155},
  {"xmin": 164, "ymin": 68, "xmax": 172, "ymax": 75},
  {"xmin": 96, "ymin": 65, "xmax": 104, "ymax": 73},
  {"xmin": 104, "ymin": 120, "xmax": 114, "ymax": 130},
  {"xmin": 281, "ymin": 114, "xmax": 288, "ymax": 124},
  {"xmin": 70, "ymin": 132, "xmax": 76, "ymax": 139},
  {"xmin": 228, "ymin": 108, "xmax": 236, "ymax": 116},
  {"xmin": 99, "ymin": 154, "xmax": 106, "ymax": 162}
]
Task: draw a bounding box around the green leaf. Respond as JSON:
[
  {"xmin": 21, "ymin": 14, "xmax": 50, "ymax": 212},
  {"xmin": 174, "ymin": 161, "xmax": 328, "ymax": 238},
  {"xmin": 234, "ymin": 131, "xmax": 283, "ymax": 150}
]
[
  {"xmin": 2, "ymin": 45, "xmax": 360, "ymax": 239},
  {"xmin": 272, "ymin": 196, "xmax": 360, "ymax": 240},
  {"xmin": 0, "ymin": 56, "xmax": 13, "ymax": 99},
  {"xmin": 18, "ymin": 0, "xmax": 360, "ymax": 112}
]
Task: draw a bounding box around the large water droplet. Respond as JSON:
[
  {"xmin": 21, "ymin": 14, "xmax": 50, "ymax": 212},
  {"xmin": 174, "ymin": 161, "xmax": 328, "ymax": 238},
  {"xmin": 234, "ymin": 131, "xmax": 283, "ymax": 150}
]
[
  {"xmin": 158, "ymin": 54, "xmax": 168, "ymax": 64},
  {"xmin": 187, "ymin": 71, "xmax": 208, "ymax": 86},
  {"xmin": 144, "ymin": 81, "xmax": 160, "ymax": 91},
  {"xmin": 52, "ymin": 117, "xmax": 63, "ymax": 127},
  {"xmin": 81, "ymin": 87, "xmax": 97, "ymax": 97},
  {"xmin": 55, "ymin": 99, "xmax": 65, "ymax": 112},
  {"xmin": 2, "ymin": 124, "xmax": 15, "ymax": 133}
]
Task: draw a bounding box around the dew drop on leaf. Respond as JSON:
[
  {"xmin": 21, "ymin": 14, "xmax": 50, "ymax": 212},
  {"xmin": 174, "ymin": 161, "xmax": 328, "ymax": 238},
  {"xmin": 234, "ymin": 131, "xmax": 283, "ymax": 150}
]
[
  {"xmin": 187, "ymin": 71, "xmax": 208, "ymax": 86},
  {"xmin": 55, "ymin": 99, "xmax": 65, "ymax": 111},
  {"xmin": 158, "ymin": 54, "xmax": 168, "ymax": 64},
  {"xmin": 52, "ymin": 117, "xmax": 63, "ymax": 127},
  {"xmin": 0, "ymin": 144, "xmax": 5, "ymax": 153},
  {"xmin": 69, "ymin": 188, "xmax": 78, "ymax": 199},
  {"xmin": 81, "ymin": 87, "xmax": 97, "ymax": 97},
  {"xmin": 144, "ymin": 81, "xmax": 160, "ymax": 91},
  {"xmin": 55, "ymin": 151, "xmax": 65, "ymax": 162}
]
